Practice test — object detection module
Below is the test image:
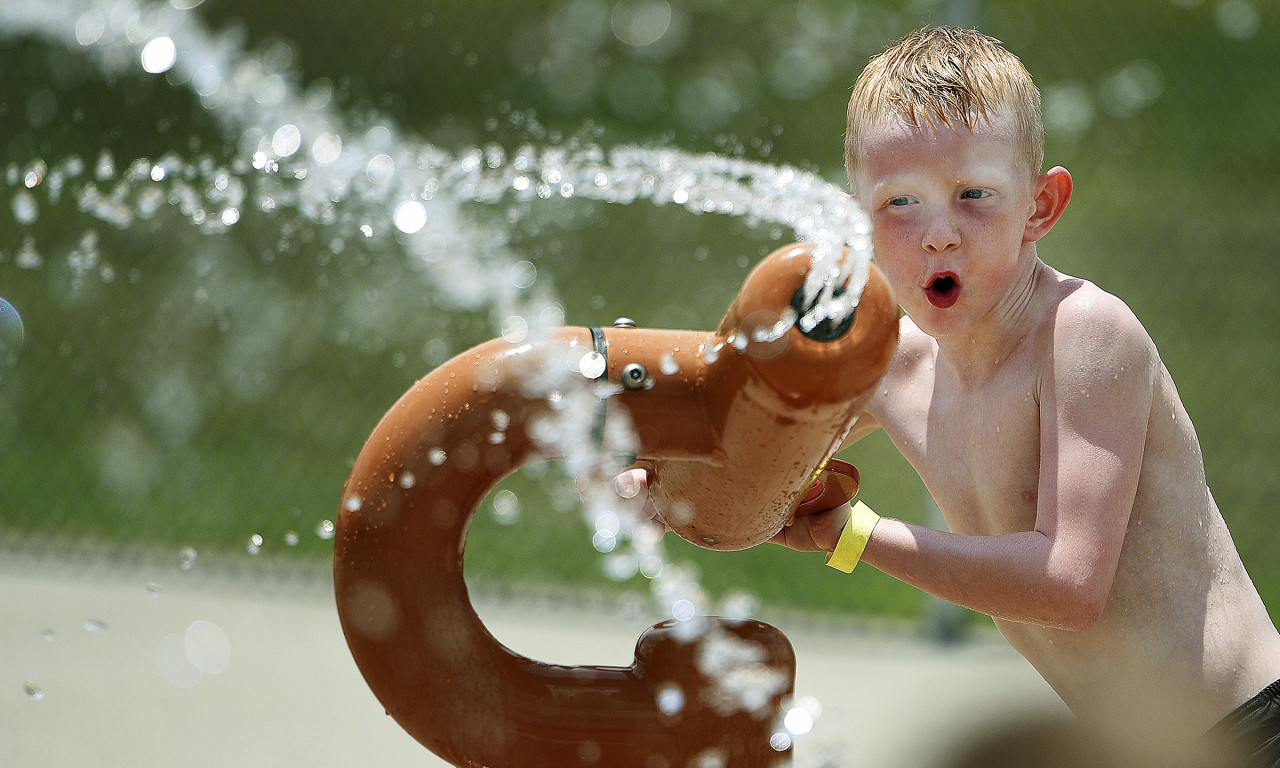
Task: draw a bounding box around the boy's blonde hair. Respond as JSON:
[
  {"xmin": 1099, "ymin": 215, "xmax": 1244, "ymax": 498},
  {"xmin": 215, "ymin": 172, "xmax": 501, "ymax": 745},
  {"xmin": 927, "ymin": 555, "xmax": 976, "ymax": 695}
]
[{"xmin": 845, "ymin": 27, "xmax": 1044, "ymax": 181}]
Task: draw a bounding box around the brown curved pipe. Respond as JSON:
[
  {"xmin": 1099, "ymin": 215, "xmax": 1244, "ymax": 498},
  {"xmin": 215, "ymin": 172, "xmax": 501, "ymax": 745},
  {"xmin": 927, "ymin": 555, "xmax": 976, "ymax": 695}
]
[{"xmin": 334, "ymin": 242, "xmax": 898, "ymax": 767}]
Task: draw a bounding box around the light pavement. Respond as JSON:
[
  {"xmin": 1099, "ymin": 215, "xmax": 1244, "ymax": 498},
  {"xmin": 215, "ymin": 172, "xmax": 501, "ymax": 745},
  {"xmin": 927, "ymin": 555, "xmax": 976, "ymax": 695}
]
[{"xmin": 2, "ymin": 555, "xmax": 1063, "ymax": 768}]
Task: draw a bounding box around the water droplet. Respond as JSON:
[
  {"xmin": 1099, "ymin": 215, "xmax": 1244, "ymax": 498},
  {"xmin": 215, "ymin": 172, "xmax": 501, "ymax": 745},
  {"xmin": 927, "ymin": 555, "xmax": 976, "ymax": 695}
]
[
  {"xmin": 501, "ymin": 315, "xmax": 528, "ymax": 343},
  {"xmin": 246, "ymin": 533, "xmax": 263, "ymax": 554},
  {"xmin": 656, "ymin": 683, "xmax": 685, "ymax": 715},
  {"xmin": 719, "ymin": 591, "xmax": 759, "ymax": 619},
  {"xmin": 283, "ymin": 530, "xmax": 300, "ymax": 546},
  {"xmin": 509, "ymin": 260, "xmax": 537, "ymax": 289},
  {"xmin": 11, "ymin": 191, "xmax": 38, "ymax": 224},
  {"xmin": 659, "ymin": 354, "xmax": 679, "ymax": 375},
  {"xmin": 366, "ymin": 153, "xmax": 394, "ymax": 184},
  {"xmin": 343, "ymin": 494, "xmax": 363, "ymax": 512},
  {"xmin": 595, "ymin": 510, "xmax": 621, "ymax": 537},
  {"xmin": 178, "ymin": 546, "xmax": 197, "ymax": 571},
  {"xmin": 315, "ymin": 519, "xmax": 335, "ymax": 540},
  {"xmin": 146, "ymin": 582, "xmax": 162, "ymax": 596},
  {"xmin": 692, "ymin": 747, "xmax": 727, "ymax": 768},
  {"xmin": 184, "ymin": 620, "xmax": 231, "ymax": 674},
  {"xmin": 41, "ymin": 629, "xmax": 55, "ymax": 642},
  {"xmin": 15, "ymin": 237, "xmax": 42, "ymax": 270},
  {"xmin": 428, "ymin": 447, "xmax": 447, "ymax": 465},
  {"xmin": 783, "ymin": 704, "xmax": 815, "ymax": 736},
  {"xmin": 1216, "ymin": 0, "xmax": 1259, "ymax": 40},
  {"xmin": 602, "ymin": 553, "xmax": 639, "ymax": 581},
  {"xmin": 271, "ymin": 124, "xmax": 302, "ymax": 157},
  {"xmin": 492, "ymin": 489, "xmax": 519, "ymax": 524},
  {"xmin": 311, "ymin": 132, "xmax": 342, "ymax": 164},
  {"xmin": 393, "ymin": 200, "xmax": 427, "ymax": 234},
  {"xmin": 84, "ymin": 619, "xmax": 108, "ymax": 633},
  {"xmin": 490, "ymin": 409, "xmax": 510, "ymax": 431},
  {"xmin": 702, "ymin": 344, "xmax": 721, "ymax": 364},
  {"xmin": 140, "ymin": 35, "xmax": 177, "ymax": 74},
  {"xmin": 397, "ymin": 470, "xmax": 416, "ymax": 489},
  {"xmin": 639, "ymin": 555, "xmax": 664, "ymax": 579},
  {"xmin": 671, "ymin": 598, "xmax": 697, "ymax": 621},
  {"xmin": 23, "ymin": 682, "xmax": 45, "ymax": 701}
]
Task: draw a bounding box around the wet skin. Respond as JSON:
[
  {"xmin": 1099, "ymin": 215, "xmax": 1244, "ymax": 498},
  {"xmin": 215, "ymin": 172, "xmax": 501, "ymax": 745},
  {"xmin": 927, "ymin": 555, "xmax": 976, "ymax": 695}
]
[{"xmin": 819, "ymin": 113, "xmax": 1280, "ymax": 731}]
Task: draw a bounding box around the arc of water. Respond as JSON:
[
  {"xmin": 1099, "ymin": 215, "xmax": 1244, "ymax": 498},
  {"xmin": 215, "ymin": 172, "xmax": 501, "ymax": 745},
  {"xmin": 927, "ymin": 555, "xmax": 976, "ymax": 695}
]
[{"xmin": 0, "ymin": 0, "xmax": 874, "ymax": 327}]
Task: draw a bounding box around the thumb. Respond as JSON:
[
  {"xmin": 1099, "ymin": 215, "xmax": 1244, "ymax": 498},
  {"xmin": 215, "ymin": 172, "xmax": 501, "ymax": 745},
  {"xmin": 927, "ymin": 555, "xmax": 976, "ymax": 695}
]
[{"xmin": 613, "ymin": 468, "xmax": 647, "ymax": 499}]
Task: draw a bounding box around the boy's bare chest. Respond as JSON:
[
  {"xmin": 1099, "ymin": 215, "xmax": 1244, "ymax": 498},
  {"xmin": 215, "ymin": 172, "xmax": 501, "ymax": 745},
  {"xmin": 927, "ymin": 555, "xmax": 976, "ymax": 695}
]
[{"xmin": 880, "ymin": 362, "xmax": 1042, "ymax": 534}]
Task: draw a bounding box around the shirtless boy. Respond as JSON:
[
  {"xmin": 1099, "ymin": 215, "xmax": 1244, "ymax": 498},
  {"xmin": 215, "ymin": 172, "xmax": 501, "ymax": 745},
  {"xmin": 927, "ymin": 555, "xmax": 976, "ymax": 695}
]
[{"xmin": 618, "ymin": 27, "xmax": 1280, "ymax": 764}]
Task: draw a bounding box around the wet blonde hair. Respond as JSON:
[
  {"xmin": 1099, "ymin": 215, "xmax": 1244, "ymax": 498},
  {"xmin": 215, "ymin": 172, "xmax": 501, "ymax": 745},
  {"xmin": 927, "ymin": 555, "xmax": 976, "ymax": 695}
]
[{"xmin": 845, "ymin": 27, "xmax": 1044, "ymax": 182}]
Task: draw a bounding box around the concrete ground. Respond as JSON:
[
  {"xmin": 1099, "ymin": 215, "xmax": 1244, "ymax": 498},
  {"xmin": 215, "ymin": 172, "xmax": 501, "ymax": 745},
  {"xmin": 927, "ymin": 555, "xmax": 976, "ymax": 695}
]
[{"xmin": 1, "ymin": 552, "xmax": 1063, "ymax": 768}]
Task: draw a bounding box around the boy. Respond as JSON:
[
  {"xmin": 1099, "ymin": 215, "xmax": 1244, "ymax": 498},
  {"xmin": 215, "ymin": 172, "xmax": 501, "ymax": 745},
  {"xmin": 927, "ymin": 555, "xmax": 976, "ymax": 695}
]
[{"xmin": 618, "ymin": 27, "xmax": 1280, "ymax": 764}]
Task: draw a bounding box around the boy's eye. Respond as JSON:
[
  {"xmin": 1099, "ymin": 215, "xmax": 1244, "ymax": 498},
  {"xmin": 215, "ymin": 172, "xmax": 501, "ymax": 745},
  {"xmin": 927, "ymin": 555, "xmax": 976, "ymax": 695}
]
[
  {"xmin": 961, "ymin": 188, "xmax": 991, "ymax": 200},
  {"xmin": 887, "ymin": 196, "xmax": 913, "ymax": 207}
]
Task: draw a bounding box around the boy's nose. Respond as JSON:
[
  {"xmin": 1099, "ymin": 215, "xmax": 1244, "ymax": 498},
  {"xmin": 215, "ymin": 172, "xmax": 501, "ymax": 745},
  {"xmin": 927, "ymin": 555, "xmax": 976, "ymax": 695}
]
[{"xmin": 922, "ymin": 213, "xmax": 961, "ymax": 253}]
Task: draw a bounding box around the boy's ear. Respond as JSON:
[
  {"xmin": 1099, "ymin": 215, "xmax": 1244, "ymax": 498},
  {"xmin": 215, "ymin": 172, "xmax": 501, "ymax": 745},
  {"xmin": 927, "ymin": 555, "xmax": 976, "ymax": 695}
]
[{"xmin": 1024, "ymin": 166, "xmax": 1072, "ymax": 243}]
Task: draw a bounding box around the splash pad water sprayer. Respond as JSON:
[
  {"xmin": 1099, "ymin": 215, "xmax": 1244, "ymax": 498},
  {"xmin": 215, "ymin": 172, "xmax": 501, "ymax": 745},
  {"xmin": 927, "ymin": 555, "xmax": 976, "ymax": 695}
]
[
  {"xmin": 0, "ymin": 3, "xmax": 900, "ymax": 762},
  {"xmin": 334, "ymin": 242, "xmax": 898, "ymax": 766}
]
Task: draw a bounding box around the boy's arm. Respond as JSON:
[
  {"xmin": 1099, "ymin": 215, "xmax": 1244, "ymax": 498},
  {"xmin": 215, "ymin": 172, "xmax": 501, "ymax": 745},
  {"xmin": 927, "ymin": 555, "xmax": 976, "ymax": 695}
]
[
  {"xmin": 838, "ymin": 409, "xmax": 883, "ymax": 451},
  {"xmin": 851, "ymin": 296, "xmax": 1156, "ymax": 630}
]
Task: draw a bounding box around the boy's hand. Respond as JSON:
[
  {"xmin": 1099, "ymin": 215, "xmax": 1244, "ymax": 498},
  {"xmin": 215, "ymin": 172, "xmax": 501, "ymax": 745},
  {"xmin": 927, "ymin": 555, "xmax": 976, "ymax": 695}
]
[
  {"xmin": 770, "ymin": 502, "xmax": 852, "ymax": 553},
  {"xmin": 611, "ymin": 468, "xmax": 666, "ymax": 530},
  {"xmin": 577, "ymin": 466, "xmax": 669, "ymax": 532}
]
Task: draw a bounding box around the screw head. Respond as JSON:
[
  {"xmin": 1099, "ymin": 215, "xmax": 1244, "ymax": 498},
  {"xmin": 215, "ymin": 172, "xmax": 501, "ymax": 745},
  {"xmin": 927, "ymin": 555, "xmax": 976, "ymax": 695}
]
[{"xmin": 620, "ymin": 363, "xmax": 648, "ymax": 390}]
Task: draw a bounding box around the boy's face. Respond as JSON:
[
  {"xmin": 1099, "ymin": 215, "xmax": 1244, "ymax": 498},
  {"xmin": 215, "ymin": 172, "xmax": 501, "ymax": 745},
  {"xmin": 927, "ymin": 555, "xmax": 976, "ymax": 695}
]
[{"xmin": 851, "ymin": 112, "xmax": 1040, "ymax": 338}]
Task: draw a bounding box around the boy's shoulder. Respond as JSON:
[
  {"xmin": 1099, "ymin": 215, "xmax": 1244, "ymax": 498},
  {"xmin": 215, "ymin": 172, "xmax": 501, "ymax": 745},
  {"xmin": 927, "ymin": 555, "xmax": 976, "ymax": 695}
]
[
  {"xmin": 1042, "ymin": 274, "xmax": 1152, "ymax": 353},
  {"xmin": 1036, "ymin": 272, "xmax": 1161, "ymax": 390}
]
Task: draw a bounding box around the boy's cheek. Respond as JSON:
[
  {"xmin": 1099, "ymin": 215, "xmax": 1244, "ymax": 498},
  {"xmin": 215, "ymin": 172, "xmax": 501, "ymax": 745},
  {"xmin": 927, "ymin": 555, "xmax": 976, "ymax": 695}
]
[{"xmin": 872, "ymin": 257, "xmax": 922, "ymax": 306}]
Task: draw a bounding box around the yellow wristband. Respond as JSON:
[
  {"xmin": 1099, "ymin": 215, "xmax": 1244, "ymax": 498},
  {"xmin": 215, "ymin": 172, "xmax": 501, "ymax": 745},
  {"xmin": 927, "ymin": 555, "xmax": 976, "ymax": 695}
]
[{"xmin": 824, "ymin": 501, "xmax": 880, "ymax": 573}]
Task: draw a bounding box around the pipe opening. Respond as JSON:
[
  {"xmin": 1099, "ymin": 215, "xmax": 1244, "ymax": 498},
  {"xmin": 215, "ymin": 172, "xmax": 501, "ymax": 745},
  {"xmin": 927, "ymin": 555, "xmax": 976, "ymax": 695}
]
[{"xmin": 789, "ymin": 284, "xmax": 856, "ymax": 342}]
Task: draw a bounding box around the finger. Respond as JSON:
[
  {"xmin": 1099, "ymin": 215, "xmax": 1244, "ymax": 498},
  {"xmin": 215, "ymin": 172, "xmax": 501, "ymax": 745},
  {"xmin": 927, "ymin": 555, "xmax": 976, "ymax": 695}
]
[{"xmin": 612, "ymin": 468, "xmax": 648, "ymax": 499}]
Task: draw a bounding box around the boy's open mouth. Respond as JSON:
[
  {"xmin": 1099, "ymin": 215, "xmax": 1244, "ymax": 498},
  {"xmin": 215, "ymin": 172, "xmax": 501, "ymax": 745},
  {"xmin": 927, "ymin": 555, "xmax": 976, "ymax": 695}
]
[{"xmin": 925, "ymin": 272, "xmax": 960, "ymax": 309}]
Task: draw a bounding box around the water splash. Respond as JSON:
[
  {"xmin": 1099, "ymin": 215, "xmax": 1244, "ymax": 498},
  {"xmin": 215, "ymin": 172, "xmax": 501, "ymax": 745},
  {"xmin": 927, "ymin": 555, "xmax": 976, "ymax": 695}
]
[
  {"xmin": 0, "ymin": 1, "xmax": 873, "ymax": 755},
  {"xmin": 0, "ymin": 0, "xmax": 871, "ymax": 331}
]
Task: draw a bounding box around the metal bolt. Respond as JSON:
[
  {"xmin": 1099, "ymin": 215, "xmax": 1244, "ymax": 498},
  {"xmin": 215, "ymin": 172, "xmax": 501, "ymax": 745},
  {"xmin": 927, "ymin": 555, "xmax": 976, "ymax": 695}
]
[{"xmin": 620, "ymin": 363, "xmax": 648, "ymax": 390}]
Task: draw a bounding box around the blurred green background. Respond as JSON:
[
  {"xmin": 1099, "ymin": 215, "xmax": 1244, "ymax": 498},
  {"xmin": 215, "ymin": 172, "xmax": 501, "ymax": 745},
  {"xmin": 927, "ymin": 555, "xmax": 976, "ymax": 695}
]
[{"xmin": 1, "ymin": 0, "xmax": 1276, "ymax": 626}]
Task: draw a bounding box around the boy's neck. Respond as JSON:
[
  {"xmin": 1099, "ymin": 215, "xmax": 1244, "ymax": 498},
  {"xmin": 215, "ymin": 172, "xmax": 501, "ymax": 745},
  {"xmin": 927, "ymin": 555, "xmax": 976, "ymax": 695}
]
[{"xmin": 932, "ymin": 250, "xmax": 1050, "ymax": 388}]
